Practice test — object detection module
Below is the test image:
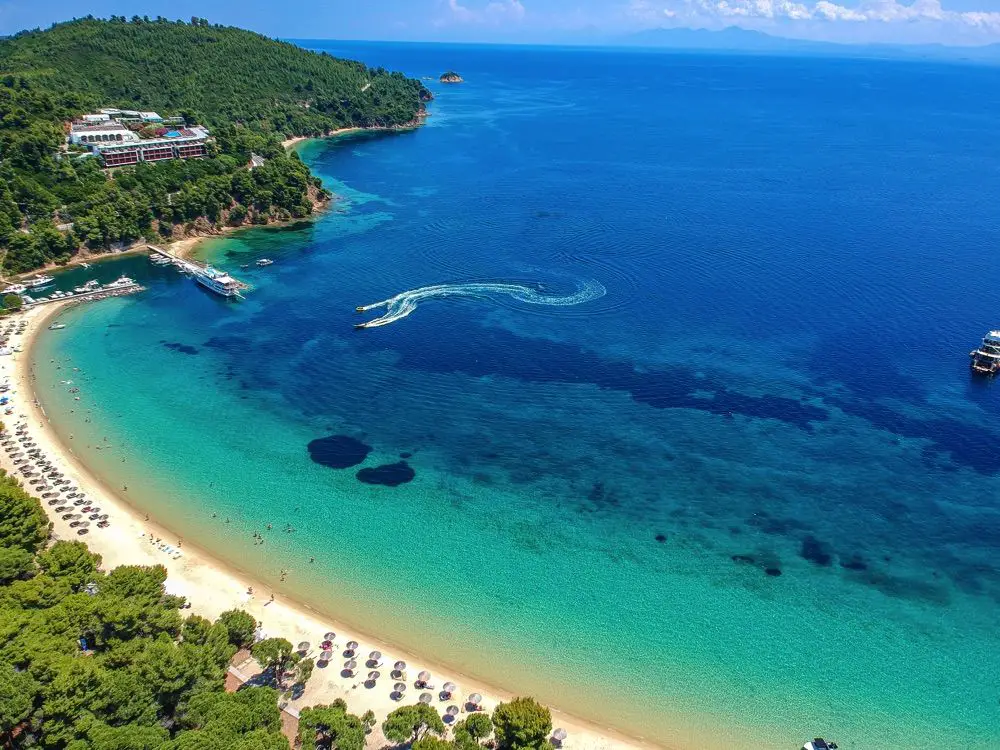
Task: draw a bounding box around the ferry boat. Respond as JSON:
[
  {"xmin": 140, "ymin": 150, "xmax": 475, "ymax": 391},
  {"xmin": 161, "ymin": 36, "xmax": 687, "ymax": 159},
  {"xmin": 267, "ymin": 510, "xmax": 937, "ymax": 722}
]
[
  {"xmin": 256, "ymin": 258, "xmax": 274, "ymax": 267},
  {"xmin": 969, "ymin": 330, "xmax": 1000, "ymax": 376},
  {"xmin": 24, "ymin": 275, "xmax": 54, "ymax": 289},
  {"xmin": 194, "ymin": 267, "xmax": 243, "ymax": 298},
  {"xmin": 2, "ymin": 284, "xmax": 26, "ymax": 295}
]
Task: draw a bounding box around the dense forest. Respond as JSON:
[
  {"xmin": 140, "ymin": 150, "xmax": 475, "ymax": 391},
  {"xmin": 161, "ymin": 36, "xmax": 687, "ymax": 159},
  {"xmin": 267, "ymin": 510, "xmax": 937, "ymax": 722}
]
[
  {"xmin": 0, "ymin": 17, "xmax": 431, "ymax": 276},
  {"xmin": 0, "ymin": 467, "xmax": 555, "ymax": 750}
]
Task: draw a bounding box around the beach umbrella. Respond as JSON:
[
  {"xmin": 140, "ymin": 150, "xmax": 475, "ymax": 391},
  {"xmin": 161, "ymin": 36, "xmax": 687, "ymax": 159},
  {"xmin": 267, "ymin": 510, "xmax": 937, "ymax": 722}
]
[
  {"xmin": 69, "ymin": 513, "xmax": 82, "ymax": 520},
  {"xmin": 320, "ymin": 650, "xmax": 333, "ymax": 662},
  {"xmin": 394, "ymin": 660, "xmax": 407, "ymax": 671},
  {"xmin": 345, "ymin": 640, "xmax": 358, "ymax": 651},
  {"xmin": 324, "ymin": 631, "xmax": 336, "ymax": 641},
  {"xmin": 552, "ymin": 729, "xmax": 568, "ymax": 743},
  {"xmin": 418, "ymin": 670, "xmax": 431, "ymax": 683},
  {"xmin": 368, "ymin": 670, "xmax": 380, "ymax": 680},
  {"xmin": 419, "ymin": 693, "xmax": 432, "ymax": 705},
  {"xmin": 369, "ymin": 650, "xmax": 381, "ymax": 661},
  {"xmin": 443, "ymin": 681, "xmax": 457, "ymax": 695},
  {"xmin": 297, "ymin": 641, "xmax": 310, "ymax": 652},
  {"xmin": 78, "ymin": 521, "xmax": 89, "ymax": 528},
  {"xmin": 394, "ymin": 682, "xmax": 407, "ymax": 692},
  {"xmin": 344, "ymin": 659, "xmax": 357, "ymax": 671},
  {"xmin": 446, "ymin": 705, "xmax": 460, "ymax": 717},
  {"xmin": 468, "ymin": 693, "xmax": 482, "ymax": 706}
]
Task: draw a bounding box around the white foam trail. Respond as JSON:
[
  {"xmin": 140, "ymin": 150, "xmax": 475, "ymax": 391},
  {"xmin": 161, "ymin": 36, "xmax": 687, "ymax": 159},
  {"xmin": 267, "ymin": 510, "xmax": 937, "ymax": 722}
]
[{"xmin": 355, "ymin": 279, "xmax": 605, "ymax": 328}]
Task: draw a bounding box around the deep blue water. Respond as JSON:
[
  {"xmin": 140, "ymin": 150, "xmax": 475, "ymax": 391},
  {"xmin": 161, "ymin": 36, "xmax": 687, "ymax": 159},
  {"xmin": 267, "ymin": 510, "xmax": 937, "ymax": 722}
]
[{"xmin": 34, "ymin": 45, "xmax": 1000, "ymax": 748}]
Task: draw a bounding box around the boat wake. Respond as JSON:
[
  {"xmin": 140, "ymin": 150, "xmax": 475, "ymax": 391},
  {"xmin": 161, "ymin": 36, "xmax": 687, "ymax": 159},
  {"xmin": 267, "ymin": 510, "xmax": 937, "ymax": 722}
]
[{"xmin": 354, "ymin": 279, "xmax": 606, "ymax": 328}]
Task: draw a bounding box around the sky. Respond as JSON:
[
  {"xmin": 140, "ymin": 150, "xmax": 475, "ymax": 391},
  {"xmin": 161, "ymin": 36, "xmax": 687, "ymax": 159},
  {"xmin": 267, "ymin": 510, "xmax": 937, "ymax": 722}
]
[{"xmin": 3, "ymin": 0, "xmax": 1000, "ymax": 45}]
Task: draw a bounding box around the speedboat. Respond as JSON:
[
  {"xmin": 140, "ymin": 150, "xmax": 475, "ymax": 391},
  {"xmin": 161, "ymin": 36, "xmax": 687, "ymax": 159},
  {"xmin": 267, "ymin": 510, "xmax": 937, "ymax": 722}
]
[
  {"xmin": 256, "ymin": 258, "xmax": 274, "ymax": 267},
  {"xmin": 48, "ymin": 323, "xmax": 66, "ymax": 330}
]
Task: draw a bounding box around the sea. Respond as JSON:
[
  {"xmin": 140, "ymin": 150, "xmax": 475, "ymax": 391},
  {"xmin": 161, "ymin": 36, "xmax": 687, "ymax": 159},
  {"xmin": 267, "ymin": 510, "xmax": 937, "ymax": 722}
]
[{"xmin": 31, "ymin": 44, "xmax": 1000, "ymax": 749}]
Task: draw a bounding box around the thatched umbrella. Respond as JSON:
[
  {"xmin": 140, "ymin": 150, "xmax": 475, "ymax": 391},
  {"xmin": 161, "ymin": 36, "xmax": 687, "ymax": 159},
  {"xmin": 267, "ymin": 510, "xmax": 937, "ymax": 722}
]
[{"xmin": 419, "ymin": 693, "xmax": 432, "ymax": 705}]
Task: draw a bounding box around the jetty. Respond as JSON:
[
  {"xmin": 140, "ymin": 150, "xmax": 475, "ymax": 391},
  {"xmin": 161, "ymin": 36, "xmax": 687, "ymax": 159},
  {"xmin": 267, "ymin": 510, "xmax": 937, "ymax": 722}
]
[
  {"xmin": 147, "ymin": 245, "xmax": 248, "ymax": 298},
  {"xmin": 24, "ymin": 276, "xmax": 143, "ymax": 307}
]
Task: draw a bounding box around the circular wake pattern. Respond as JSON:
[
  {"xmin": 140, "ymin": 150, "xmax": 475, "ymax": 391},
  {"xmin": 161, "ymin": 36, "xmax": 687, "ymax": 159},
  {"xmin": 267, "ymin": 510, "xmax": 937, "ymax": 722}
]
[{"xmin": 353, "ymin": 279, "xmax": 606, "ymax": 328}]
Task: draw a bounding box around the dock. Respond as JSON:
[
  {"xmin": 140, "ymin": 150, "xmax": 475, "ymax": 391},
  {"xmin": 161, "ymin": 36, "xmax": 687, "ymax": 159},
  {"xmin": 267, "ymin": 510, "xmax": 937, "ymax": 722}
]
[
  {"xmin": 147, "ymin": 245, "xmax": 248, "ymax": 298},
  {"xmin": 25, "ymin": 280, "xmax": 144, "ymax": 307}
]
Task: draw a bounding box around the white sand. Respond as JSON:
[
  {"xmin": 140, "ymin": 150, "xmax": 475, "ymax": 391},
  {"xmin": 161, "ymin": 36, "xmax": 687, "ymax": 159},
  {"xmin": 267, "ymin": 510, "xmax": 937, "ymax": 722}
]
[{"xmin": 0, "ymin": 301, "xmax": 651, "ymax": 750}]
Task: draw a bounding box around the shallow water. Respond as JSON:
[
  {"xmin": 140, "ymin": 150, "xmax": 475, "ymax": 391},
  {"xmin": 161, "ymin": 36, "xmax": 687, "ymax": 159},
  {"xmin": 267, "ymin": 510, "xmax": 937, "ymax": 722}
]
[{"xmin": 33, "ymin": 45, "xmax": 1000, "ymax": 748}]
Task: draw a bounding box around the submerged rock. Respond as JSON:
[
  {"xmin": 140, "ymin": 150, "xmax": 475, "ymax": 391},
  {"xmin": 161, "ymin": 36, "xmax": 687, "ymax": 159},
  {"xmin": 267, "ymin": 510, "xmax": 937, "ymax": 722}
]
[
  {"xmin": 800, "ymin": 535, "xmax": 833, "ymax": 567},
  {"xmin": 307, "ymin": 435, "xmax": 372, "ymax": 469},
  {"xmin": 356, "ymin": 461, "xmax": 415, "ymax": 487}
]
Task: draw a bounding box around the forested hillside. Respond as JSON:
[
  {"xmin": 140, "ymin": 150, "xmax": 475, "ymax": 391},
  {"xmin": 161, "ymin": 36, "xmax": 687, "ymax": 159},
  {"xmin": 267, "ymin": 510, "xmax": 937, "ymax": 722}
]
[{"xmin": 0, "ymin": 17, "xmax": 431, "ymax": 276}]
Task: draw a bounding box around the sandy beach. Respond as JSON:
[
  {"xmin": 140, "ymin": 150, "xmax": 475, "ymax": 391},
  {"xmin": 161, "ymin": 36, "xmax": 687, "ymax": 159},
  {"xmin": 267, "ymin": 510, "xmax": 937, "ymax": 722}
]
[{"xmin": 0, "ymin": 299, "xmax": 651, "ymax": 750}]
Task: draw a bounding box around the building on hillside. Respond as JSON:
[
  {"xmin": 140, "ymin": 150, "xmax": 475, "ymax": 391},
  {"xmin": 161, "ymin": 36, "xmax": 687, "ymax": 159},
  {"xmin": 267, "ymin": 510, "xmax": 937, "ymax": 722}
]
[
  {"xmin": 71, "ymin": 110, "xmax": 210, "ymax": 167},
  {"xmin": 249, "ymin": 152, "xmax": 266, "ymax": 169},
  {"xmin": 69, "ymin": 122, "xmax": 140, "ymax": 146}
]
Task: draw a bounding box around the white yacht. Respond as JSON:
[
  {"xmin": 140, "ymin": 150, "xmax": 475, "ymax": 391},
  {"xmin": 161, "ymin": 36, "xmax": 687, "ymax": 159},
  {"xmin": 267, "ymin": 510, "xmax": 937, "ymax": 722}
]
[
  {"xmin": 105, "ymin": 275, "xmax": 136, "ymax": 289},
  {"xmin": 970, "ymin": 330, "xmax": 1000, "ymax": 376},
  {"xmin": 24, "ymin": 275, "xmax": 54, "ymax": 289},
  {"xmin": 2, "ymin": 284, "xmax": 26, "ymax": 295},
  {"xmin": 256, "ymin": 258, "xmax": 274, "ymax": 267},
  {"xmin": 195, "ymin": 267, "xmax": 243, "ymax": 298}
]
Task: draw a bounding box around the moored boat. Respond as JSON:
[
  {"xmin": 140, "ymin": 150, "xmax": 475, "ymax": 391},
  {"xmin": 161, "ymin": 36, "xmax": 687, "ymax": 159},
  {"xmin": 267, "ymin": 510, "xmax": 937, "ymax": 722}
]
[
  {"xmin": 256, "ymin": 258, "xmax": 274, "ymax": 267},
  {"xmin": 2, "ymin": 284, "xmax": 26, "ymax": 295},
  {"xmin": 24, "ymin": 275, "xmax": 54, "ymax": 289},
  {"xmin": 969, "ymin": 330, "xmax": 1000, "ymax": 376},
  {"xmin": 194, "ymin": 266, "xmax": 243, "ymax": 298}
]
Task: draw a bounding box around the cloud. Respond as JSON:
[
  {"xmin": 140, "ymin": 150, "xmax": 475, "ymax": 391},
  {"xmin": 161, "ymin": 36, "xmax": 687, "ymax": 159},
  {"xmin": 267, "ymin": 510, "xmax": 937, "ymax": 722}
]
[
  {"xmin": 634, "ymin": 0, "xmax": 1000, "ymax": 33},
  {"xmin": 446, "ymin": 0, "xmax": 527, "ymax": 24}
]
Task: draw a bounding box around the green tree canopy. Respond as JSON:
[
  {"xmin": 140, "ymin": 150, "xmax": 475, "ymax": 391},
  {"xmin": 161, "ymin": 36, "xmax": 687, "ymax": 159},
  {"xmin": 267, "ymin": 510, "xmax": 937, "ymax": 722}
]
[
  {"xmin": 492, "ymin": 698, "xmax": 552, "ymax": 750},
  {"xmin": 298, "ymin": 702, "xmax": 365, "ymax": 750},
  {"xmin": 217, "ymin": 609, "xmax": 257, "ymax": 648},
  {"xmin": 381, "ymin": 703, "xmax": 446, "ymax": 744}
]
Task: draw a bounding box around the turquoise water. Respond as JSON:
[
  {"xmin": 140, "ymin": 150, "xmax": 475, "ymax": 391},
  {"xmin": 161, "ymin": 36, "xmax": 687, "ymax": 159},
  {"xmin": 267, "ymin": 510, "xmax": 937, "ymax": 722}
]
[{"xmin": 33, "ymin": 45, "xmax": 1000, "ymax": 748}]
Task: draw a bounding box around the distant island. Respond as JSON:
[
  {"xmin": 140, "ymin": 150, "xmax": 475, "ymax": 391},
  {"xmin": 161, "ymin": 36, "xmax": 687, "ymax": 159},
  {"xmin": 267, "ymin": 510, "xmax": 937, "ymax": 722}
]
[
  {"xmin": 0, "ymin": 17, "xmax": 432, "ymax": 276},
  {"xmin": 440, "ymin": 71, "xmax": 464, "ymax": 83}
]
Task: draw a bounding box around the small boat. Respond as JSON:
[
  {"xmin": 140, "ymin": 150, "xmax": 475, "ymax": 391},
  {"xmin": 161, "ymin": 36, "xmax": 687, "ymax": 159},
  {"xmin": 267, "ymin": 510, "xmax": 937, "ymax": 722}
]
[
  {"xmin": 802, "ymin": 740, "xmax": 838, "ymax": 750},
  {"xmin": 969, "ymin": 330, "xmax": 1000, "ymax": 376},
  {"xmin": 256, "ymin": 258, "xmax": 274, "ymax": 267},
  {"xmin": 2, "ymin": 284, "xmax": 26, "ymax": 295},
  {"xmin": 48, "ymin": 323, "xmax": 66, "ymax": 330},
  {"xmin": 80, "ymin": 263, "xmax": 91, "ymax": 269}
]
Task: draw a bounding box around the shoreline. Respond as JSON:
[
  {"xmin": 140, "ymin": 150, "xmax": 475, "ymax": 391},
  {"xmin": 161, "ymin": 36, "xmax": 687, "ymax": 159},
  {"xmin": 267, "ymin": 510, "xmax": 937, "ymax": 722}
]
[{"xmin": 3, "ymin": 301, "xmax": 656, "ymax": 750}]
